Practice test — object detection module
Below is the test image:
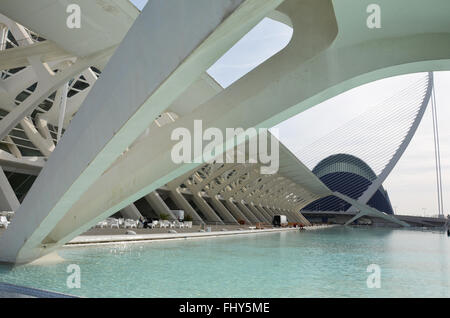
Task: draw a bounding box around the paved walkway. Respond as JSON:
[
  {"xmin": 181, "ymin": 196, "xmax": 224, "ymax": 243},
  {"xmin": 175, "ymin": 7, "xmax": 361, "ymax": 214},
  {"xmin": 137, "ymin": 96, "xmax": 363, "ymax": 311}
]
[{"xmin": 68, "ymin": 227, "xmax": 300, "ymax": 246}]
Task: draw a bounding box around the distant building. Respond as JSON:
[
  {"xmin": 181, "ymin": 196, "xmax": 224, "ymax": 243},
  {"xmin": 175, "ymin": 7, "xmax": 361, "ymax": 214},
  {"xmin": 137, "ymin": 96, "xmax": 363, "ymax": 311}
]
[{"xmin": 302, "ymin": 154, "xmax": 394, "ymax": 214}]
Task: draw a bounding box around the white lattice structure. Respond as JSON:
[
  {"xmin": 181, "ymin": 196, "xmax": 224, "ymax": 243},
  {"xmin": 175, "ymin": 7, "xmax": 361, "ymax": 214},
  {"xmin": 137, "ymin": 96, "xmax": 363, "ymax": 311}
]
[{"xmin": 0, "ymin": 0, "xmax": 449, "ymax": 263}]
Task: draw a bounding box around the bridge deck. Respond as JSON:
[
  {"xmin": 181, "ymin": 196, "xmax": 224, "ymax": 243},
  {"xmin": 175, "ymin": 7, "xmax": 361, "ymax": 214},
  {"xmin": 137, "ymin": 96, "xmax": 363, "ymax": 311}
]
[{"xmin": 302, "ymin": 211, "xmax": 448, "ymax": 227}]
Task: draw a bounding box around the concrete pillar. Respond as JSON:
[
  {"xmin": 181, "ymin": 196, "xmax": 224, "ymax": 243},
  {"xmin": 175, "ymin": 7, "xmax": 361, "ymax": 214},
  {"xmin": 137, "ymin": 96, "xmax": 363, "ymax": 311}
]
[
  {"xmin": 184, "ymin": 181, "xmax": 223, "ymax": 224},
  {"xmin": 145, "ymin": 191, "xmax": 176, "ymax": 220},
  {"xmin": 263, "ymin": 206, "xmax": 276, "ymax": 221},
  {"xmin": 4, "ymin": 136, "xmax": 22, "ymax": 158},
  {"xmin": 257, "ymin": 205, "xmax": 273, "ymax": 221},
  {"xmin": 120, "ymin": 203, "xmax": 143, "ymax": 220},
  {"xmin": 272, "ymin": 207, "xmax": 282, "ymax": 217},
  {"xmin": 167, "ymin": 187, "xmax": 204, "ymax": 224},
  {"xmin": 296, "ymin": 210, "xmax": 311, "ymax": 225},
  {"xmin": 0, "ymin": 24, "xmax": 8, "ymax": 51},
  {"xmin": 191, "ymin": 192, "xmax": 223, "ymax": 224},
  {"xmin": 236, "ymin": 201, "xmax": 259, "ymax": 223},
  {"xmin": 280, "ymin": 208, "xmax": 302, "ymax": 223},
  {"xmin": 248, "ymin": 203, "xmax": 270, "ymax": 223},
  {"xmin": 20, "ymin": 118, "xmax": 55, "ymax": 157},
  {"xmin": 208, "ymin": 196, "xmax": 238, "ymax": 224},
  {"xmin": 289, "ymin": 210, "xmax": 305, "ymax": 223},
  {"xmin": 224, "ymin": 199, "xmax": 251, "ymax": 225},
  {"xmin": 0, "ymin": 168, "xmax": 19, "ymax": 211}
]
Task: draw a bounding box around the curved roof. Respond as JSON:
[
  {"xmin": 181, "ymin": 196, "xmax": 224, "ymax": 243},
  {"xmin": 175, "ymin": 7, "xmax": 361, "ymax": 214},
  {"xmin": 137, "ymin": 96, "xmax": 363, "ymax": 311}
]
[
  {"xmin": 313, "ymin": 153, "xmax": 377, "ymax": 182},
  {"xmin": 304, "ymin": 154, "xmax": 393, "ymax": 214}
]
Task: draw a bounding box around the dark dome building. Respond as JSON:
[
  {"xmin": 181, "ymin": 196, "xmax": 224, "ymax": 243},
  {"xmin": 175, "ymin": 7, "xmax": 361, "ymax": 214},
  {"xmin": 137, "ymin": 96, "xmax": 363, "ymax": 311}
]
[{"xmin": 302, "ymin": 154, "xmax": 394, "ymax": 214}]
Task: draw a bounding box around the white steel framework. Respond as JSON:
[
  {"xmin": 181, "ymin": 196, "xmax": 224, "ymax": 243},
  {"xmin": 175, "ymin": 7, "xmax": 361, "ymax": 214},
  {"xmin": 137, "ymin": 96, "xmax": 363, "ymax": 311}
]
[{"xmin": 0, "ymin": 0, "xmax": 448, "ymax": 263}]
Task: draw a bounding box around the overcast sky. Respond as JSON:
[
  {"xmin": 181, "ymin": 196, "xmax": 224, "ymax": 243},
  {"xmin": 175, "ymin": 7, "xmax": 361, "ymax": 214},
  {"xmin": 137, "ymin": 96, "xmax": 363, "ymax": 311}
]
[{"xmin": 131, "ymin": 0, "xmax": 448, "ymax": 217}]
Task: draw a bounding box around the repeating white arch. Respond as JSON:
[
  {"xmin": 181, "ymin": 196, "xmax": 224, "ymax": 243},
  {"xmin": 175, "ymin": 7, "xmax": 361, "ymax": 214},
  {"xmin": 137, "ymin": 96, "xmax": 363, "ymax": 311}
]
[{"xmin": 0, "ymin": 0, "xmax": 449, "ymax": 263}]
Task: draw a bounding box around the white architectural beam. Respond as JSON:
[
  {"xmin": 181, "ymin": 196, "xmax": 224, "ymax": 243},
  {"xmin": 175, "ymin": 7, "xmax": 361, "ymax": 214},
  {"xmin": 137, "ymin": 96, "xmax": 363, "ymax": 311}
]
[
  {"xmin": 0, "ymin": 41, "xmax": 72, "ymax": 70},
  {"xmin": 184, "ymin": 185, "xmax": 223, "ymax": 224},
  {"xmin": 235, "ymin": 201, "xmax": 259, "ymax": 223},
  {"xmin": 248, "ymin": 203, "xmax": 271, "ymax": 223},
  {"xmin": 224, "ymin": 199, "xmax": 252, "ymax": 225},
  {"xmin": 333, "ymin": 192, "xmax": 410, "ymax": 227},
  {"xmin": 0, "ymin": 150, "xmax": 44, "ymax": 175},
  {"xmin": 2, "ymin": 0, "xmax": 450, "ymax": 264},
  {"xmin": 20, "ymin": 117, "xmax": 54, "ymax": 156},
  {"xmin": 0, "ymin": 167, "xmax": 19, "ymax": 211},
  {"xmin": 0, "ymin": 0, "xmax": 139, "ymax": 58},
  {"xmin": 167, "ymin": 186, "xmax": 204, "ymax": 225},
  {"xmin": 243, "ymin": 201, "xmax": 269, "ymax": 223},
  {"xmin": 165, "ymin": 172, "xmax": 206, "ymax": 224},
  {"xmin": 207, "ymin": 196, "xmax": 238, "ymax": 224},
  {"xmin": 144, "ymin": 192, "xmax": 176, "ymax": 220},
  {"xmin": 0, "ymin": 48, "xmax": 110, "ymax": 141},
  {"xmin": 185, "ymin": 167, "xmax": 238, "ymax": 224},
  {"xmin": 120, "ymin": 203, "xmax": 142, "ymax": 221},
  {"xmin": 1, "ymin": 0, "xmax": 282, "ymax": 263}
]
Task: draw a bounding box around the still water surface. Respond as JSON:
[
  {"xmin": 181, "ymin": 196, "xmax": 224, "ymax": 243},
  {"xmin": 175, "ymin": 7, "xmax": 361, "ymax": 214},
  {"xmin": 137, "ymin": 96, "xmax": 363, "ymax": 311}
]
[{"xmin": 0, "ymin": 227, "xmax": 449, "ymax": 297}]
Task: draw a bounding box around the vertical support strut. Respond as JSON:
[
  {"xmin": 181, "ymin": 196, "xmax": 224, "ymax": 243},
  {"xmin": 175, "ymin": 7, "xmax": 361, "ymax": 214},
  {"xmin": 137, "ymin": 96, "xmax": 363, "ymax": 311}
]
[
  {"xmin": 430, "ymin": 73, "xmax": 444, "ymax": 218},
  {"xmin": 57, "ymin": 82, "xmax": 69, "ymax": 143}
]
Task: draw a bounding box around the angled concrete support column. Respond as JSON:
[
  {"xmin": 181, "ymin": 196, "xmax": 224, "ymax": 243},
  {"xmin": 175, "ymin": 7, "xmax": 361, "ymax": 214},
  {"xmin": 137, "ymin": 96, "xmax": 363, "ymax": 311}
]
[
  {"xmin": 185, "ymin": 181, "xmax": 223, "ymax": 224},
  {"xmin": 260, "ymin": 206, "xmax": 275, "ymax": 220},
  {"xmin": 0, "ymin": 24, "xmax": 7, "ymax": 51},
  {"xmin": 268, "ymin": 207, "xmax": 281, "ymax": 218},
  {"xmin": 291, "ymin": 211, "xmax": 304, "ymax": 223},
  {"xmin": 236, "ymin": 201, "xmax": 259, "ymax": 223},
  {"xmin": 292, "ymin": 209, "xmax": 311, "ymax": 225},
  {"xmin": 208, "ymin": 196, "xmax": 238, "ymax": 224},
  {"xmin": 145, "ymin": 192, "xmax": 176, "ymax": 220},
  {"xmin": 280, "ymin": 208, "xmax": 298, "ymax": 222},
  {"xmin": 191, "ymin": 193, "xmax": 223, "ymax": 224},
  {"xmin": 273, "ymin": 207, "xmax": 295, "ymax": 222},
  {"xmin": 224, "ymin": 199, "xmax": 251, "ymax": 225},
  {"xmin": 250, "ymin": 202, "xmax": 272, "ymax": 223},
  {"xmin": 254, "ymin": 205, "xmax": 271, "ymax": 221},
  {"xmin": 20, "ymin": 117, "xmax": 55, "ymax": 157},
  {"xmin": 247, "ymin": 202, "xmax": 270, "ymax": 223},
  {"xmin": 186, "ymin": 170, "xmax": 238, "ymax": 224},
  {"xmin": 0, "ymin": 168, "xmax": 19, "ymax": 211},
  {"xmin": 167, "ymin": 186, "xmax": 204, "ymax": 225},
  {"xmin": 120, "ymin": 203, "xmax": 143, "ymax": 220},
  {"xmin": 273, "ymin": 207, "xmax": 299, "ymax": 223},
  {"xmin": 283, "ymin": 209, "xmax": 302, "ymax": 223},
  {"xmin": 0, "ymin": 0, "xmax": 260, "ymax": 263},
  {"xmin": 254, "ymin": 204, "xmax": 273, "ymax": 222},
  {"xmin": 344, "ymin": 212, "xmax": 367, "ymax": 226},
  {"xmin": 3, "ymin": 136, "xmax": 21, "ymax": 159},
  {"xmin": 333, "ymin": 192, "xmax": 410, "ymax": 227}
]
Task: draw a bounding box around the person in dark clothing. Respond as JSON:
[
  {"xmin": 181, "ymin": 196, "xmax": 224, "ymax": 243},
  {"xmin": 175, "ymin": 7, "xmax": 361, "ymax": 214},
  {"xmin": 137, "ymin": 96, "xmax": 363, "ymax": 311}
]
[{"xmin": 140, "ymin": 217, "xmax": 150, "ymax": 229}]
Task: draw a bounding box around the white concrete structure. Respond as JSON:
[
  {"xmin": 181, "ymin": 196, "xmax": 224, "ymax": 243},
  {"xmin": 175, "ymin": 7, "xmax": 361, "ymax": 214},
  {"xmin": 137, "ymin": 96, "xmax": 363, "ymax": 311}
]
[{"xmin": 0, "ymin": 0, "xmax": 449, "ymax": 263}]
